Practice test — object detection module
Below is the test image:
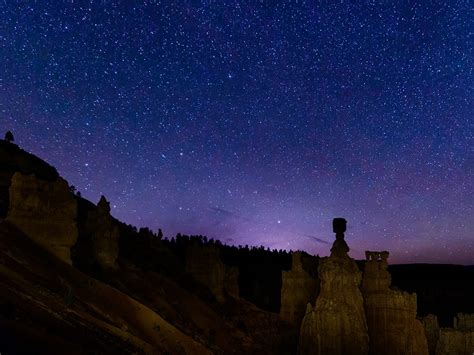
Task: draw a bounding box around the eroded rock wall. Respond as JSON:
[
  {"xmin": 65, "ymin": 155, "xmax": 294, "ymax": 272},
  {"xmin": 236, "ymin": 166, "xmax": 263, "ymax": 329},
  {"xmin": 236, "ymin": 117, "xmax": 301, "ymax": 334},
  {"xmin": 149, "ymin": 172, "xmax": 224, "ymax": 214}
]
[
  {"xmin": 280, "ymin": 252, "xmax": 318, "ymax": 326},
  {"xmin": 6, "ymin": 172, "xmax": 77, "ymax": 264},
  {"xmin": 421, "ymin": 314, "xmax": 440, "ymax": 355},
  {"xmin": 186, "ymin": 245, "xmax": 227, "ymax": 302},
  {"xmin": 455, "ymin": 313, "xmax": 474, "ymax": 331},
  {"xmin": 436, "ymin": 313, "xmax": 474, "ymax": 355},
  {"xmin": 436, "ymin": 328, "xmax": 474, "ymax": 355},
  {"xmin": 0, "ymin": 140, "xmax": 58, "ymax": 217},
  {"xmin": 362, "ymin": 251, "xmax": 429, "ymax": 355},
  {"xmin": 298, "ymin": 220, "xmax": 369, "ymax": 355}
]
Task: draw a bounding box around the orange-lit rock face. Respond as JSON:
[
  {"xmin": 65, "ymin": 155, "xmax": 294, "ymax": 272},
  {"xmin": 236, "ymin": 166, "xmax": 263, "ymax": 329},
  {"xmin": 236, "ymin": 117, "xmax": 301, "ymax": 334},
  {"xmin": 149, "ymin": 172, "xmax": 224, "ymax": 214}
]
[
  {"xmin": 298, "ymin": 240, "xmax": 369, "ymax": 355},
  {"xmin": 86, "ymin": 196, "xmax": 119, "ymax": 270},
  {"xmin": 362, "ymin": 251, "xmax": 429, "ymax": 355},
  {"xmin": 280, "ymin": 252, "xmax": 318, "ymax": 326},
  {"xmin": 6, "ymin": 172, "xmax": 77, "ymax": 264}
]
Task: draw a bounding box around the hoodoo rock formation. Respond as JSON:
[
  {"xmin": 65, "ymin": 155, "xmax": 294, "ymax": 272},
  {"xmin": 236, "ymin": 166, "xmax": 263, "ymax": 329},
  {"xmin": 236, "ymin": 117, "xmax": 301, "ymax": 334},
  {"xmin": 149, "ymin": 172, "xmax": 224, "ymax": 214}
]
[
  {"xmin": 421, "ymin": 314, "xmax": 440, "ymax": 355},
  {"xmin": 280, "ymin": 252, "xmax": 318, "ymax": 326},
  {"xmin": 455, "ymin": 313, "xmax": 474, "ymax": 330},
  {"xmin": 362, "ymin": 251, "xmax": 429, "ymax": 355},
  {"xmin": 6, "ymin": 172, "xmax": 77, "ymax": 264},
  {"xmin": 436, "ymin": 313, "xmax": 474, "ymax": 355},
  {"xmin": 186, "ymin": 244, "xmax": 229, "ymax": 302},
  {"xmin": 85, "ymin": 196, "xmax": 119, "ymax": 270},
  {"xmin": 298, "ymin": 218, "xmax": 369, "ymax": 355}
]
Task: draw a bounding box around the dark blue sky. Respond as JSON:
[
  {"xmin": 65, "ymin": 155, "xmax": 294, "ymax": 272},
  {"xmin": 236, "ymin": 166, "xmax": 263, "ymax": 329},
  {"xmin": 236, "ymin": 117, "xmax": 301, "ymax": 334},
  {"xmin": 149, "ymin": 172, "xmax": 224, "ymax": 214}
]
[{"xmin": 1, "ymin": 1, "xmax": 472, "ymax": 263}]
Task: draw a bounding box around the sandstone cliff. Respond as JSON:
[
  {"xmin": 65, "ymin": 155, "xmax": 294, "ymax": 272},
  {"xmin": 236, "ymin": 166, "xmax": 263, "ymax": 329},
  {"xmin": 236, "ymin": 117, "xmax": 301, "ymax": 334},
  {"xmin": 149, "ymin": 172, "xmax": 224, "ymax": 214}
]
[
  {"xmin": 0, "ymin": 140, "xmax": 58, "ymax": 217},
  {"xmin": 85, "ymin": 196, "xmax": 119, "ymax": 270},
  {"xmin": 362, "ymin": 251, "xmax": 429, "ymax": 355},
  {"xmin": 298, "ymin": 218, "xmax": 369, "ymax": 355},
  {"xmin": 280, "ymin": 252, "xmax": 318, "ymax": 326},
  {"xmin": 6, "ymin": 172, "xmax": 77, "ymax": 264}
]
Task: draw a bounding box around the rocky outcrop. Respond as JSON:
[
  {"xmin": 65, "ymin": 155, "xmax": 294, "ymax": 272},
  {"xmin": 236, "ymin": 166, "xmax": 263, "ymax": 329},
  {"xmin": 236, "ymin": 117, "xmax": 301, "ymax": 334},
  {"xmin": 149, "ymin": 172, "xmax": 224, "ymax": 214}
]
[
  {"xmin": 436, "ymin": 313, "xmax": 474, "ymax": 355},
  {"xmin": 224, "ymin": 265, "xmax": 240, "ymax": 298},
  {"xmin": 280, "ymin": 252, "xmax": 318, "ymax": 326},
  {"xmin": 6, "ymin": 172, "xmax": 77, "ymax": 264},
  {"xmin": 455, "ymin": 313, "xmax": 474, "ymax": 331},
  {"xmin": 186, "ymin": 245, "xmax": 227, "ymax": 302},
  {"xmin": 437, "ymin": 329, "xmax": 474, "ymax": 355},
  {"xmin": 85, "ymin": 196, "xmax": 119, "ymax": 270},
  {"xmin": 0, "ymin": 140, "xmax": 58, "ymax": 217},
  {"xmin": 362, "ymin": 251, "xmax": 429, "ymax": 355},
  {"xmin": 421, "ymin": 314, "xmax": 440, "ymax": 355},
  {"xmin": 298, "ymin": 218, "xmax": 369, "ymax": 355}
]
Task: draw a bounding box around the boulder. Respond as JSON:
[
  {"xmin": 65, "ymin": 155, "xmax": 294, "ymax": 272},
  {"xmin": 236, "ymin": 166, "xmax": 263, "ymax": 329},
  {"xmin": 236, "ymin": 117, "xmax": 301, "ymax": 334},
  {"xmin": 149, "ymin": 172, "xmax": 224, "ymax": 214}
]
[
  {"xmin": 362, "ymin": 251, "xmax": 429, "ymax": 355},
  {"xmin": 6, "ymin": 172, "xmax": 77, "ymax": 264},
  {"xmin": 298, "ymin": 219, "xmax": 369, "ymax": 355},
  {"xmin": 280, "ymin": 252, "xmax": 318, "ymax": 326}
]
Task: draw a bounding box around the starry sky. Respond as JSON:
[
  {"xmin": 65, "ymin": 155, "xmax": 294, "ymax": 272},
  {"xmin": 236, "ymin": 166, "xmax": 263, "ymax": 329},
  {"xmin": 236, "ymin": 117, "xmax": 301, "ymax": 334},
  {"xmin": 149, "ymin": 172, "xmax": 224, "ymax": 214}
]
[{"xmin": 1, "ymin": 1, "xmax": 472, "ymax": 264}]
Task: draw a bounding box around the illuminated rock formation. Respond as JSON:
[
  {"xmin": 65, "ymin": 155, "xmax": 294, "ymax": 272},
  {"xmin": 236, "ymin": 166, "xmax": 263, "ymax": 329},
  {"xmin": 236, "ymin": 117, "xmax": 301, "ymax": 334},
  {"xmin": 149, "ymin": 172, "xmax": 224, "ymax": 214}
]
[
  {"xmin": 0, "ymin": 139, "xmax": 58, "ymax": 217},
  {"xmin": 6, "ymin": 172, "xmax": 77, "ymax": 264},
  {"xmin": 298, "ymin": 218, "xmax": 369, "ymax": 355},
  {"xmin": 86, "ymin": 196, "xmax": 119, "ymax": 270},
  {"xmin": 280, "ymin": 252, "xmax": 318, "ymax": 326},
  {"xmin": 436, "ymin": 313, "xmax": 474, "ymax": 355},
  {"xmin": 362, "ymin": 251, "xmax": 429, "ymax": 355},
  {"xmin": 421, "ymin": 314, "xmax": 440, "ymax": 355}
]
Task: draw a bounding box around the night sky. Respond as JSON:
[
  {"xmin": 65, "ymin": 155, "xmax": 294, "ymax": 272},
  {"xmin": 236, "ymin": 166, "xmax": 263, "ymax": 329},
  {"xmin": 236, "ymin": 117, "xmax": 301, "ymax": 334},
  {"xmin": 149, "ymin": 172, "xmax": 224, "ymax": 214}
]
[{"xmin": 1, "ymin": 2, "xmax": 472, "ymax": 264}]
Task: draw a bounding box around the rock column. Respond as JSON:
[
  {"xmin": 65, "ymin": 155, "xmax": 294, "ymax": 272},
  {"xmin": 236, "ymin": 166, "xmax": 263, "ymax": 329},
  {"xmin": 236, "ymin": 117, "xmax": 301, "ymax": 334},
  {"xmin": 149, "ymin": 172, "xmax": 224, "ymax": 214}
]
[
  {"xmin": 298, "ymin": 218, "xmax": 369, "ymax": 355},
  {"xmin": 362, "ymin": 251, "xmax": 429, "ymax": 355},
  {"xmin": 86, "ymin": 196, "xmax": 119, "ymax": 270}
]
